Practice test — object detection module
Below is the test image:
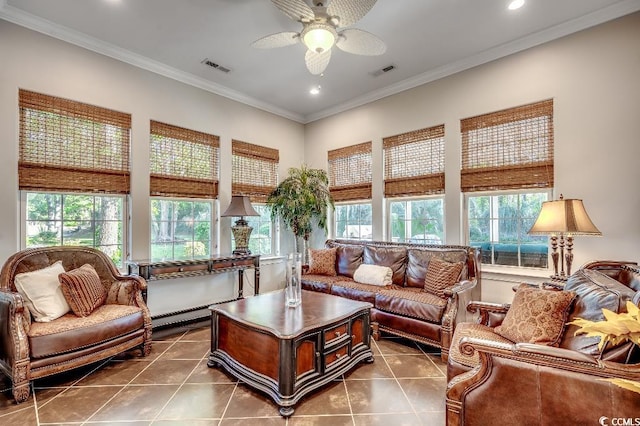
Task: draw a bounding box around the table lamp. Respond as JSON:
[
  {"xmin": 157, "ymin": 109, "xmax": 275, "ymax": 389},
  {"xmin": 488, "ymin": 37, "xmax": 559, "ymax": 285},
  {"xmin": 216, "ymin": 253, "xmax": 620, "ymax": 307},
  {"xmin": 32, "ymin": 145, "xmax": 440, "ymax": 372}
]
[
  {"xmin": 221, "ymin": 195, "xmax": 260, "ymax": 255},
  {"xmin": 528, "ymin": 194, "xmax": 601, "ymax": 278}
]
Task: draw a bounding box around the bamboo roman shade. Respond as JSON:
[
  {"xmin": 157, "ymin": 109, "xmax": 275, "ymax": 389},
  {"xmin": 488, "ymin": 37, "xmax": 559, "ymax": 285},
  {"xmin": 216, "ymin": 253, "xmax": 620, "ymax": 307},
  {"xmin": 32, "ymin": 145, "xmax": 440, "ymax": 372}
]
[
  {"xmin": 19, "ymin": 89, "xmax": 131, "ymax": 194},
  {"xmin": 231, "ymin": 139, "xmax": 279, "ymax": 203},
  {"xmin": 328, "ymin": 142, "xmax": 372, "ymax": 202},
  {"xmin": 383, "ymin": 124, "xmax": 445, "ymax": 197},
  {"xmin": 460, "ymin": 99, "xmax": 554, "ymax": 192},
  {"xmin": 150, "ymin": 121, "xmax": 220, "ymax": 199}
]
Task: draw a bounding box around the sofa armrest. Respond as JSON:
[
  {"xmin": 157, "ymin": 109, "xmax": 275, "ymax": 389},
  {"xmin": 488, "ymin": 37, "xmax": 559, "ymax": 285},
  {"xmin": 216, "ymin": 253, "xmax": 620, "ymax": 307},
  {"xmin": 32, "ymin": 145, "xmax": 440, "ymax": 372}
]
[
  {"xmin": 0, "ymin": 290, "xmax": 30, "ymax": 381},
  {"xmin": 466, "ymin": 301, "xmax": 510, "ymax": 327}
]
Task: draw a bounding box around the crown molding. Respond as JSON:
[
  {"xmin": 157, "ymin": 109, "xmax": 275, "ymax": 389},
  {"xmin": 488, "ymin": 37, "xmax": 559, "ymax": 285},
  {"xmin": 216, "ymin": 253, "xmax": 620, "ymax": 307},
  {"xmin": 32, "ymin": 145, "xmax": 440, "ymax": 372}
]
[
  {"xmin": 2, "ymin": 0, "xmax": 639, "ymax": 125},
  {"xmin": 303, "ymin": 0, "xmax": 640, "ymax": 123},
  {"xmin": 0, "ymin": 3, "xmax": 306, "ymax": 123}
]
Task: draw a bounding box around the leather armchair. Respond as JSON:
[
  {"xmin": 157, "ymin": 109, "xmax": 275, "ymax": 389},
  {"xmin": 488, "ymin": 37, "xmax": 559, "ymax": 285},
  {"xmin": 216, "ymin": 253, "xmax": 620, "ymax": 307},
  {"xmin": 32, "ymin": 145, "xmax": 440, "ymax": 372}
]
[
  {"xmin": 446, "ymin": 261, "xmax": 640, "ymax": 425},
  {"xmin": 0, "ymin": 246, "xmax": 152, "ymax": 403}
]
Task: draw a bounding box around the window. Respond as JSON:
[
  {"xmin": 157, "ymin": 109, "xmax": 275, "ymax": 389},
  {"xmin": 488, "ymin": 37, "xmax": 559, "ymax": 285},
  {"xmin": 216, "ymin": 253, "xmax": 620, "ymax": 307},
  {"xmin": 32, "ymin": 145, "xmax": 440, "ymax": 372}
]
[
  {"xmin": 467, "ymin": 191, "xmax": 549, "ymax": 267},
  {"xmin": 149, "ymin": 121, "xmax": 219, "ymax": 259},
  {"xmin": 150, "ymin": 198, "xmax": 213, "ymax": 261},
  {"xmin": 335, "ymin": 203, "xmax": 372, "ymax": 240},
  {"xmin": 461, "ymin": 99, "xmax": 554, "ymax": 268},
  {"xmin": 24, "ymin": 192, "xmax": 126, "ymax": 266},
  {"xmin": 388, "ymin": 197, "xmax": 444, "ymax": 244},
  {"xmin": 231, "ymin": 204, "xmax": 275, "ymax": 256},
  {"xmin": 19, "ymin": 90, "xmax": 131, "ymax": 266},
  {"xmin": 328, "ymin": 142, "xmax": 372, "ymax": 240},
  {"xmin": 230, "ymin": 140, "xmax": 279, "ymax": 254}
]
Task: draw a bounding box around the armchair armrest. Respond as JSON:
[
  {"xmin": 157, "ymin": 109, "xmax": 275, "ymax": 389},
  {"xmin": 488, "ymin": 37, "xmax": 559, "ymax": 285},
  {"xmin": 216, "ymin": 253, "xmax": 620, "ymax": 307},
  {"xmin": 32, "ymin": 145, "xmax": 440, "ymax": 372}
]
[
  {"xmin": 444, "ymin": 279, "xmax": 476, "ymax": 296},
  {"xmin": 466, "ymin": 301, "xmax": 510, "ymax": 327},
  {"xmin": 107, "ymin": 275, "xmax": 148, "ymax": 307},
  {"xmin": 0, "ymin": 290, "xmax": 30, "ymax": 381}
]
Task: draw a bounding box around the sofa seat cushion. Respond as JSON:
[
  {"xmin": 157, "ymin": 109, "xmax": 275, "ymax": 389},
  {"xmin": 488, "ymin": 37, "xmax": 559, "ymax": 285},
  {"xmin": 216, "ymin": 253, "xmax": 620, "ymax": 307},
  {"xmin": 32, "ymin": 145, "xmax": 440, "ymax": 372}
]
[
  {"xmin": 449, "ymin": 322, "xmax": 513, "ymax": 369},
  {"xmin": 330, "ymin": 280, "xmax": 386, "ymax": 304},
  {"xmin": 301, "ymin": 274, "xmax": 346, "ymax": 293},
  {"xmin": 28, "ymin": 304, "xmax": 144, "ymax": 359},
  {"xmin": 374, "ymin": 287, "xmax": 447, "ymax": 323}
]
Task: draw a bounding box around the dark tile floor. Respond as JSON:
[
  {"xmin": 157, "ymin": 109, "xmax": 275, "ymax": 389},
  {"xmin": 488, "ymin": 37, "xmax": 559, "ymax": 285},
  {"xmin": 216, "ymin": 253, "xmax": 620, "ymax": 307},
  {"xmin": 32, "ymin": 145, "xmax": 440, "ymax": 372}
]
[{"xmin": 0, "ymin": 322, "xmax": 447, "ymax": 425}]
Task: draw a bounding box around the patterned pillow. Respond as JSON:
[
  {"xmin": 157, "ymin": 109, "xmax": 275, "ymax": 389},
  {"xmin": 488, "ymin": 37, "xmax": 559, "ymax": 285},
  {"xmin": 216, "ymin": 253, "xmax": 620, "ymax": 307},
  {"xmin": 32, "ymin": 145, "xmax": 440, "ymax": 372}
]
[
  {"xmin": 495, "ymin": 284, "xmax": 577, "ymax": 346},
  {"xmin": 424, "ymin": 258, "xmax": 464, "ymax": 298},
  {"xmin": 307, "ymin": 248, "xmax": 337, "ymax": 276},
  {"xmin": 58, "ymin": 264, "xmax": 107, "ymax": 317}
]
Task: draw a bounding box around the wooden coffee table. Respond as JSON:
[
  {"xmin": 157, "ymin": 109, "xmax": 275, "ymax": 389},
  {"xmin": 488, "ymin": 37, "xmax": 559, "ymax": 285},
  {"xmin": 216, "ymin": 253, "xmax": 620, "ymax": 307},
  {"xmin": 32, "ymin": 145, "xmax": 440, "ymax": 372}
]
[{"xmin": 208, "ymin": 290, "xmax": 373, "ymax": 417}]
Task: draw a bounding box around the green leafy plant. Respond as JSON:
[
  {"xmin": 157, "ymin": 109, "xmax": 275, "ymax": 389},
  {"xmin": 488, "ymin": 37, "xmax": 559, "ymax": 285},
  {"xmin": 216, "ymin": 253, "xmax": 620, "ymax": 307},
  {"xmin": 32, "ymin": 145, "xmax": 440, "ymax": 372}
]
[
  {"xmin": 266, "ymin": 165, "xmax": 334, "ymax": 258},
  {"xmin": 570, "ymin": 301, "xmax": 640, "ymax": 394}
]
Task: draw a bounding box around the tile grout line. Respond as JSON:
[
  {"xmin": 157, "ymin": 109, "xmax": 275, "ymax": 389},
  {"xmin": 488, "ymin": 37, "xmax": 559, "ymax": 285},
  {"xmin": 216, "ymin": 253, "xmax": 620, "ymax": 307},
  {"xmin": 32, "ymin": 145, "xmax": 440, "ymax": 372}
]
[
  {"xmin": 79, "ymin": 332, "xmax": 186, "ymax": 425},
  {"xmin": 149, "ymin": 334, "xmax": 216, "ymax": 424},
  {"xmin": 379, "ymin": 340, "xmax": 425, "ymax": 421}
]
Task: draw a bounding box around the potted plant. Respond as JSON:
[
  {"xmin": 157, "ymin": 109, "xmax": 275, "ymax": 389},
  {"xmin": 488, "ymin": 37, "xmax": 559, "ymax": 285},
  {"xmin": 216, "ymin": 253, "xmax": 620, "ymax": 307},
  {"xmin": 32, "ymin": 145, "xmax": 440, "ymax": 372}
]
[
  {"xmin": 570, "ymin": 301, "xmax": 640, "ymax": 394},
  {"xmin": 266, "ymin": 165, "xmax": 334, "ymax": 262}
]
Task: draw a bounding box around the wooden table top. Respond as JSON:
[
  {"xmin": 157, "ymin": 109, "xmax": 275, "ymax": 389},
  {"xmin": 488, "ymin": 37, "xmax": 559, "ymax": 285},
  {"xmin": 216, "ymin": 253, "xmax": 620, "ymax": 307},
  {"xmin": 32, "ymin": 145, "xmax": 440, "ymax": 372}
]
[{"xmin": 210, "ymin": 290, "xmax": 372, "ymax": 339}]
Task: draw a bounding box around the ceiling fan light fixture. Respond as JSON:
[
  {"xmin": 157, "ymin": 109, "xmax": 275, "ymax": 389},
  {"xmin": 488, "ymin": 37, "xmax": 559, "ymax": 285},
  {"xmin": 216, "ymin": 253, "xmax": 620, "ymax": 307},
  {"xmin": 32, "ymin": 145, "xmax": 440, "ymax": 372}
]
[{"xmin": 302, "ymin": 23, "xmax": 337, "ymax": 53}]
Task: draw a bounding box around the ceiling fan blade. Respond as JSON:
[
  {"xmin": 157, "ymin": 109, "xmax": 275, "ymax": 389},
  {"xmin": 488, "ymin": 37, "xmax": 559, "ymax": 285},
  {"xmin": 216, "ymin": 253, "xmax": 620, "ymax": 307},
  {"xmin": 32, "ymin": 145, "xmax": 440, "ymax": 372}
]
[
  {"xmin": 271, "ymin": 0, "xmax": 315, "ymax": 22},
  {"xmin": 327, "ymin": 0, "xmax": 377, "ymax": 27},
  {"xmin": 251, "ymin": 32, "xmax": 300, "ymax": 49},
  {"xmin": 305, "ymin": 49, "xmax": 332, "ymax": 75},
  {"xmin": 336, "ymin": 28, "xmax": 386, "ymax": 56}
]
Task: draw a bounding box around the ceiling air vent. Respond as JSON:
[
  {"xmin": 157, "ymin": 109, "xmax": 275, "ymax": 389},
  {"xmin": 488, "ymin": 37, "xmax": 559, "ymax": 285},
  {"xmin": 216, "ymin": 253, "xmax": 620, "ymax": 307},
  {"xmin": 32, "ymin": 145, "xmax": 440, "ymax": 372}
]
[
  {"xmin": 201, "ymin": 58, "xmax": 231, "ymax": 74},
  {"xmin": 371, "ymin": 64, "xmax": 395, "ymax": 77}
]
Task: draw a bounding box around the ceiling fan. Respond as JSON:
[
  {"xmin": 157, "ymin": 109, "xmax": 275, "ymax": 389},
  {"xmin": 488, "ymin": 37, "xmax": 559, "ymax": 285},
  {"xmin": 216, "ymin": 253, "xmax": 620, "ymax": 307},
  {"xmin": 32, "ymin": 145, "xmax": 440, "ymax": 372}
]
[{"xmin": 252, "ymin": 0, "xmax": 386, "ymax": 75}]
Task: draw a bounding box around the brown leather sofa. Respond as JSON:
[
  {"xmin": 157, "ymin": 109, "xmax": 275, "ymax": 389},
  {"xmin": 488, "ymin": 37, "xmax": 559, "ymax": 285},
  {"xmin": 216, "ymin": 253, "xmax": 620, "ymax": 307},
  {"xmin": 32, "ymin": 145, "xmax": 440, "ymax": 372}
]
[
  {"xmin": 446, "ymin": 261, "xmax": 640, "ymax": 425},
  {"xmin": 0, "ymin": 246, "xmax": 152, "ymax": 403},
  {"xmin": 302, "ymin": 239, "xmax": 480, "ymax": 361}
]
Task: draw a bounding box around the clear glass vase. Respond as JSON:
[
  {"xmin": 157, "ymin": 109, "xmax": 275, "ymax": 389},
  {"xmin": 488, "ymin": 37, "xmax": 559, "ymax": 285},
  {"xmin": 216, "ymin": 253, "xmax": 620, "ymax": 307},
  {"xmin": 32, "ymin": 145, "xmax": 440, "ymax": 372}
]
[{"xmin": 285, "ymin": 253, "xmax": 302, "ymax": 307}]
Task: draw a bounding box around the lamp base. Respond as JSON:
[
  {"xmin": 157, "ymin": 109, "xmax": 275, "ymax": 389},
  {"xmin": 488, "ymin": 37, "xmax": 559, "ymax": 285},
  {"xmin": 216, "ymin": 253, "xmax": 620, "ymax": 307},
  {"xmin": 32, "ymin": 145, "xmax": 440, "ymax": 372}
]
[{"xmin": 232, "ymin": 248, "xmax": 252, "ymax": 255}]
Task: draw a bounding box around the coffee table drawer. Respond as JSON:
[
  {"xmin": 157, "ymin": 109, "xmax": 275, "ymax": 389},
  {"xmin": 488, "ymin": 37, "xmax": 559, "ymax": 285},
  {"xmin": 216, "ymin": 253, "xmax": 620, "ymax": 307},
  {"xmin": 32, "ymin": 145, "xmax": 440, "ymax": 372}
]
[
  {"xmin": 324, "ymin": 321, "xmax": 349, "ymax": 345},
  {"xmin": 325, "ymin": 341, "xmax": 349, "ymax": 370}
]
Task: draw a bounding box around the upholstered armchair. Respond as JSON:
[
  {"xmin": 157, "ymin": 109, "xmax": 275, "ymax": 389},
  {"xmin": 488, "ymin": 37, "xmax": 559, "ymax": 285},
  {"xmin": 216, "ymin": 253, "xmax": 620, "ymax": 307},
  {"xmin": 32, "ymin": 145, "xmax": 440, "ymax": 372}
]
[
  {"xmin": 446, "ymin": 261, "xmax": 640, "ymax": 425},
  {"xmin": 0, "ymin": 246, "xmax": 152, "ymax": 403}
]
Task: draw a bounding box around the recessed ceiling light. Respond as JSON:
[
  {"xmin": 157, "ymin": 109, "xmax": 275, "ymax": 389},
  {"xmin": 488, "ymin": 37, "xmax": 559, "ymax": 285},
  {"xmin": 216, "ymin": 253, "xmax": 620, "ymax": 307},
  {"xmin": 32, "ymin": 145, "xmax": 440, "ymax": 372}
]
[
  {"xmin": 508, "ymin": 0, "xmax": 525, "ymax": 10},
  {"xmin": 309, "ymin": 86, "xmax": 321, "ymax": 95}
]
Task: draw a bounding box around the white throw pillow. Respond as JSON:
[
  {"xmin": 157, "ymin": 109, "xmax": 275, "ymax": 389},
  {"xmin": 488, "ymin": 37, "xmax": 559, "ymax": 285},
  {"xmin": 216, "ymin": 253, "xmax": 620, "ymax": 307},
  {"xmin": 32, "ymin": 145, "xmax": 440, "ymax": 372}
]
[
  {"xmin": 353, "ymin": 264, "xmax": 393, "ymax": 286},
  {"xmin": 14, "ymin": 261, "xmax": 70, "ymax": 322}
]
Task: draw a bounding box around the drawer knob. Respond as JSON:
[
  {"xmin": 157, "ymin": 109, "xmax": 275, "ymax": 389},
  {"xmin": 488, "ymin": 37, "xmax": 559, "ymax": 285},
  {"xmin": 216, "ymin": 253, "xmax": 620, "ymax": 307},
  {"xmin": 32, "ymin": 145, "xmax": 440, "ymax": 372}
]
[
  {"xmin": 335, "ymin": 331, "xmax": 341, "ymax": 337},
  {"xmin": 351, "ymin": 335, "xmax": 356, "ymax": 340},
  {"xmin": 335, "ymin": 353, "xmax": 342, "ymax": 359},
  {"xmin": 178, "ymin": 267, "xmax": 184, "ymax": 272}
]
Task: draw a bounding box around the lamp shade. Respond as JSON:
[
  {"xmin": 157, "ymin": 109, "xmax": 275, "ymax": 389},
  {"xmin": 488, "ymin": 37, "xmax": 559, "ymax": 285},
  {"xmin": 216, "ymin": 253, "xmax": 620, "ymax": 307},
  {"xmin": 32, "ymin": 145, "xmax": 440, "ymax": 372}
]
[
  {"xmin": 221, "ymin": 195, "xmax": 260, "ymax": 217},
  {"xmin": 528, "ymin": 198, "xmax": 601, "ymax": 236},
  {"xmin": 302, "ymin": 23, "xmax": 337, "ymax": 53}
]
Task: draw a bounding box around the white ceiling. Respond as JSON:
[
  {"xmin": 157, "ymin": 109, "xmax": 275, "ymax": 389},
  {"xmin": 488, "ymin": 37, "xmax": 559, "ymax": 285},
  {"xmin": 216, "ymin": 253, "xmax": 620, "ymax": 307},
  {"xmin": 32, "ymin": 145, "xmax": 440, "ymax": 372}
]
[{"xmin": 2, "ymin": 0, "xmax": 640, "ymax": 123}]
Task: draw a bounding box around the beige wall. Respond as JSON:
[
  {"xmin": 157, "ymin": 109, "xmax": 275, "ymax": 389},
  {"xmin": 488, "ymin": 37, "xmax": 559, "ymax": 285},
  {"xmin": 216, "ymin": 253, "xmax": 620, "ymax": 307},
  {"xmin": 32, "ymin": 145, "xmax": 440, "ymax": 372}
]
[
  {"xmin": 304, "ymin": 12, "xmax": 640, "ymax": 302},
  {"xmin": 0, "ymin": 21, "xmax": 303, "ymax": 315}
]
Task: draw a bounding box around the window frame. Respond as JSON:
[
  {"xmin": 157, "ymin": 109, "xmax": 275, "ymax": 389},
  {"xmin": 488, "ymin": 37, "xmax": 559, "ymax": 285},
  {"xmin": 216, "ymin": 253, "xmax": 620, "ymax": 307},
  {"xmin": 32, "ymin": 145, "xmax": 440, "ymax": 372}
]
[
  {"xmin": 464, "ymin": 188, "xmax": 552, "ymax": 270},
  {"xmin": 20, "ymin": 190, "xmax": 129, "ymax": 269},
  {"xmin": 333, "ymin": 201, "xmax": 373, "ymax": 241},
  {"xmin": 149, "ymin": 196, "xmax": 217, "ymax": 262},
  {"xmin": 386, "ymin": 195, "xmax": 445, "ymax": 244}
]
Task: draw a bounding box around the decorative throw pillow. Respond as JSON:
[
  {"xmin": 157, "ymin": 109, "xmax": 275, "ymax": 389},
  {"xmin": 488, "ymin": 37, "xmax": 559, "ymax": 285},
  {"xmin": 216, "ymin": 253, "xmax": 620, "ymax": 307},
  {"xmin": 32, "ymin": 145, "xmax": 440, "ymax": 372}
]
[
  {"xmin": 353, "ymin": 264, "xmax": 393, "ymax": 286},
  {"xmin": 307, "ymin": 248, "xmax": 337, "ymax": 276},
  {"xmin": 495, "ymin": 284, "xmax": 577, "ymax": 346},
  {"xmin": 14, "ymin": 261, "xmax": 70, "ymax": 322},
  {"xmin": 58, "ymin": 264, "xmax": 107, "ymax": 317},
  {"xmin": 424, "ymin": 258, "xmax": 464, "ymax": 298}
]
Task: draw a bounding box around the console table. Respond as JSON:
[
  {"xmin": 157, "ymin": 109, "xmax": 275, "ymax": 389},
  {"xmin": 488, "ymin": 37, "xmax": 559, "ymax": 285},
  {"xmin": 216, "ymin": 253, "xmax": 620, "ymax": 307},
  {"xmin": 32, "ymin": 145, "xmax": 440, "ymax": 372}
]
[{"xmin": 127, "ymin": 253, "xmax": 260, "ymax": 327}]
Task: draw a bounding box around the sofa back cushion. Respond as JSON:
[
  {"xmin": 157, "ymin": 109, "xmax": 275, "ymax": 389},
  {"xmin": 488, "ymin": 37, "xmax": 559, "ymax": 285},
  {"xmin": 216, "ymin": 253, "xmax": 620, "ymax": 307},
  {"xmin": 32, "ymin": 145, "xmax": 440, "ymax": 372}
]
[
  {"xmin": 560, "ymin": 268, "xmax": 638, "ymax": 358},
  {"xmin": 326, "ymin": 241, "xmax": 363, "ymax": 278},
  {"xmin": 618, "ymin": 265, "xmax": 640, "ymax": 292},
  {"xmin": 406, "ymin": 248, "xmax": 469, "ymax": 289},
  {"xmin": 363, "ymin": 246, "xmax": 407, "ymax": 286}
]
